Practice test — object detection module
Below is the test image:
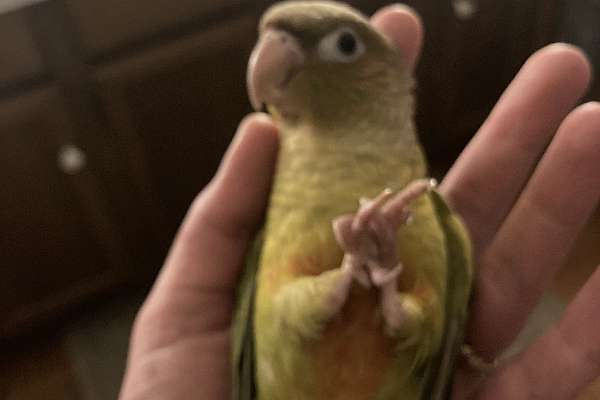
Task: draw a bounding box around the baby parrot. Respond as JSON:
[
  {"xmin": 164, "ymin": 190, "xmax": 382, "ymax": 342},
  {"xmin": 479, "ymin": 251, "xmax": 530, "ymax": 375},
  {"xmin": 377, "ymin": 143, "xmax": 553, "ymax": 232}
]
[{"xmin": 232, "ymin": 2, "xmax": 473, "ymax": 399}]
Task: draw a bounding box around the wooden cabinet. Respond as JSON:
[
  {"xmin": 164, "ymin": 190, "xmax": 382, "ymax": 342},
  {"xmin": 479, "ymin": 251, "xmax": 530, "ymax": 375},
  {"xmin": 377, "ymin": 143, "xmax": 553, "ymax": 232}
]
[
  {"xmin": 2, "ymin": 0, "xmax": 598, "ymax": 341},
  {"xmin": 95, "ymin": 16, "xmax": 257, "ymax": 253},
  {"xmin": 0, "ymin": 3, "xmax": 259, "ymax": 339},
  {"xmin": 0, "ymin": 88, "xmax": 127, "ymax": 337}
]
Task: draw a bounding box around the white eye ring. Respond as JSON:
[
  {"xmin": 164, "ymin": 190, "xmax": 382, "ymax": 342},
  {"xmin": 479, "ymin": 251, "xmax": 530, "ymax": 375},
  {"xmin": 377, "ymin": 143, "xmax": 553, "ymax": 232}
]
[{"xmin": 317, "ymin": 27, "xmax": 365, "ymax": 63}]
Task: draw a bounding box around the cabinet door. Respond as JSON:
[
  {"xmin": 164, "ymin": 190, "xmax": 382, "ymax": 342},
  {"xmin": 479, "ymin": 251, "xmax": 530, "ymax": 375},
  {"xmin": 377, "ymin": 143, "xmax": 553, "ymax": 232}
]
[
  {"xmin": 0, "ymin": 88, "xmax": 125, "ymax": 338},
  {"xmin": 96, "ymin": 16, "xmax": 257, "ymax": 254},
  {"xmin": 399, "ymin": 0, "xmax": 559, "ymax": 171}
]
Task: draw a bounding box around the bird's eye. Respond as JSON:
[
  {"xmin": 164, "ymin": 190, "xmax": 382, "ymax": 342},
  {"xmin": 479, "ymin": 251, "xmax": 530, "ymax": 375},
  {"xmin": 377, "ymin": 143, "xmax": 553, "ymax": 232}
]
[{"xmin": 318, "ymin": 28, "xmax": 365, "ymax": 63}]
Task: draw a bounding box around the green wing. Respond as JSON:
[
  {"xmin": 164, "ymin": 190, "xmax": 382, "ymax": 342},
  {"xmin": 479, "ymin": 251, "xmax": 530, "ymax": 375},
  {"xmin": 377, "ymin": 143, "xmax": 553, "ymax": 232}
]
[
  {"xmin": 422, "ymin": 190, "xmax": 474, "ymax": 400},
  {"xmin": 231, "ymin": 231, "xmax": 263, "ymax": 400}
]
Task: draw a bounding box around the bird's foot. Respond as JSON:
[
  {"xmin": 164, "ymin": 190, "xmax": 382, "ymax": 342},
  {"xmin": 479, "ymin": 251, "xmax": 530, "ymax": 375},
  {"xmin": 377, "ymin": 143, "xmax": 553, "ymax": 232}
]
[{"xmin": 332, "ymin": 179, "xmax": 436, "ymax": 330}]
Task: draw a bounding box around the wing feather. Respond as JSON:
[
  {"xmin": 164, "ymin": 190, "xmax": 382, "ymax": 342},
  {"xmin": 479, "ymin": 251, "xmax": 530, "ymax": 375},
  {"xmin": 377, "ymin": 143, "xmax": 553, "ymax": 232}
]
[
  {"xmin": 232, "ymin": 232, "xmax": 264, "ymax": 400},
  {"xmin": 422, "ymin": 190, "xmax": 473, "ymax": 400}
]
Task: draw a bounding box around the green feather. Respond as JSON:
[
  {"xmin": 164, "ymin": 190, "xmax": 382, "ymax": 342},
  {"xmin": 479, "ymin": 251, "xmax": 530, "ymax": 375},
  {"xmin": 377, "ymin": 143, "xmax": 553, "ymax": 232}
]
[
  {"xmin": 232, "ymin": 232, "xmax": 263, "ymax": 400},
  {"xmin": 422, "ymin": 190, "xmax": 473, "ymax": 400}
]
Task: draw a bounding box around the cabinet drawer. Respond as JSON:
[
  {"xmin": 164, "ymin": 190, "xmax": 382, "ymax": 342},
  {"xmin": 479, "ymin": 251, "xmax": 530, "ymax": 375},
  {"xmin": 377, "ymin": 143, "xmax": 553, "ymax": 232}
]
[
  {"xmin": 0, "ymin": 11, "xmax": 44, "ymax": 89},
  {"xmin": 63, "ymin": 0, "xmax": 249, "ymax": 56},
  {"xmin": 0, "ymin": 87, "xmax": 125, "ymax": 337}
]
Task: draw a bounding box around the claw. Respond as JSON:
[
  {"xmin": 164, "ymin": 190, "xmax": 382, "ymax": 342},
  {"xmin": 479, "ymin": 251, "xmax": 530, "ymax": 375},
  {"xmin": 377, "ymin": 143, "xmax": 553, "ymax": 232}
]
[
  {"xmin": 333, "ymin": 181, "xmax": 430, "ymax": 295},
  {"xmin": 330, "ymin": 181, "xmax": 435, "ymax": 336},
  {"xmin": 369, "ymin": 262, "xmax": 403, "ymax": 286},
  {"xmin": 375, "ymin": 188, "xmax": 394, "ymax": 202},
  {"xmin": 382, "ymin": 179, "xmax": 434, "ymax": 226},
  {"xmin": 332, "ymin": 214, "xmax": 356, "ymax": 250},
  {"xmin": 352, "ymin": 188, "xmax": 394, "ymax": 233}
]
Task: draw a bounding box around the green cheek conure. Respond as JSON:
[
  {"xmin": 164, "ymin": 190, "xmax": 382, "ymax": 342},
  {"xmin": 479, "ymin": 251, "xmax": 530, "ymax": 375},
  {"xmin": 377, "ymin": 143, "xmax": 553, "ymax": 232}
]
[{"xmin": 232, "ymin": 2, "xmax": 473, "ymax": 399}]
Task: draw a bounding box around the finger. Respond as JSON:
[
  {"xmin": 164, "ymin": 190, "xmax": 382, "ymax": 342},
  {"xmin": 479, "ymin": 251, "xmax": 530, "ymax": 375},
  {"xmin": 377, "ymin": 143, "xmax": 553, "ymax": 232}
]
[
  {"xmin": 126, "ymin": 113, "xmax": 277, "ymax": 365},
  {"xmin": 371, "ymin": 4, "xmax": 424, "ymax": 70},
  {"xmin": 441, "ymin": 44, "xmax": 592, "ymax": 256},
  {"xmin": 468, "ymin": 102, "xmax": 600, "ymax": 359},
  {"xmin": 477, "ymin": 265, "xmax": 600, "ymax": 400},
  {"xmin": 123, "ymin": 115, "xmax": 278, "ymax": 399}
]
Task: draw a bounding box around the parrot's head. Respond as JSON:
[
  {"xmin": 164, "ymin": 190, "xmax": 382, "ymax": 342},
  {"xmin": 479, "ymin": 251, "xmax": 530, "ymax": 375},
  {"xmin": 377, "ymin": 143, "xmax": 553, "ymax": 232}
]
[{"xmin": 247, "ymin": 1, "xmax": 413, "ymax": 131}]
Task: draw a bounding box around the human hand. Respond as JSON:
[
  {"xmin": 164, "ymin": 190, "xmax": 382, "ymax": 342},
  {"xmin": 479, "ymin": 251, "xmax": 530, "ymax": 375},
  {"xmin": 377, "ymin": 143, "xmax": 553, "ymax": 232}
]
[{"xmin": 118, "ymin": 5, "xmax": 600, "ymax": 400}]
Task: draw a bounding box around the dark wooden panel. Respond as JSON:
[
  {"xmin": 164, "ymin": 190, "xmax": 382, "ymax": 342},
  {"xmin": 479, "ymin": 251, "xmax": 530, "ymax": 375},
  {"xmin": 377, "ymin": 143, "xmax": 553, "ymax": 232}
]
[
  {"xmin": 0, "ymin": 332, "xmax": 82, "ymax": 399},
  {"xmin": 400, "ymin": 0, "xmax": 563, "ymax": 170},
  {"xmin": 0, "ymin": 11, "xmax": 44, "ymax": 90},
  {"xmin": 557, "ymin": 0, "xmax": 600, "ymax": 100},
  {"xmin": 0, "ymin": 87, "xmax": 123, "ymax": 337},
  {"xmin": 26, "ymin": 0, "xmax": 157, "ymax": 281},
  {"xmin": 63, "ymin": 0, "xmax": 249, "ymax": 56},
  {"xmin": 95, "ymin": 16, "xmax": 257, "ymax": 255}
]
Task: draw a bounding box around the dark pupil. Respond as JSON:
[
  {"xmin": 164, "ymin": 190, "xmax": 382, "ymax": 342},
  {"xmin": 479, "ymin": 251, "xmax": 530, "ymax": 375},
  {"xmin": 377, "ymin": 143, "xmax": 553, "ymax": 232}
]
[{"xmin": 337, "ymin": 32, "xmax": 357, "ymax": 55}]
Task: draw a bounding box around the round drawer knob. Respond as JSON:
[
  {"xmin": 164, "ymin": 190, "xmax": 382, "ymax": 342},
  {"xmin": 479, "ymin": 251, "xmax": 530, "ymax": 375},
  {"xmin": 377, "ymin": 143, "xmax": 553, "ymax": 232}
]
[
  {"xmin": 453, "ymin": 0, "xmax": 478, "ymax": 20},
  {"xmin": 58, "ymin": 144, "xmax": 87, "ymax": 174}
]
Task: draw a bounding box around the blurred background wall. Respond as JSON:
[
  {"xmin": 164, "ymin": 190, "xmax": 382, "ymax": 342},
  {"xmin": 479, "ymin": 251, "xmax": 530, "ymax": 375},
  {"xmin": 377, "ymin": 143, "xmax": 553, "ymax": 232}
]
[{"xmin": 0, "ymin": 0, "xmax": 598, "ymax": 398}]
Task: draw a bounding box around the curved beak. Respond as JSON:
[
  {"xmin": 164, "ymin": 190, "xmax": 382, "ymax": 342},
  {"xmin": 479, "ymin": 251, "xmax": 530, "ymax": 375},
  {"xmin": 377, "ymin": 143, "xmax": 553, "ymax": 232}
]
[{"xmin": 247, "ymin": 29, "xmax": 305, "ymax": 111}]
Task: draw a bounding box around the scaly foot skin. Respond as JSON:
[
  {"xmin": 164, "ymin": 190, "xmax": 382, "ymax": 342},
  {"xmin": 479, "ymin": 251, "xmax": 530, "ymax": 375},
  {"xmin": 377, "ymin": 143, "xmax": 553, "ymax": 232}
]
[{"xmin": 332, "ymin": 179, "xmax": 436, "ymax": 332}]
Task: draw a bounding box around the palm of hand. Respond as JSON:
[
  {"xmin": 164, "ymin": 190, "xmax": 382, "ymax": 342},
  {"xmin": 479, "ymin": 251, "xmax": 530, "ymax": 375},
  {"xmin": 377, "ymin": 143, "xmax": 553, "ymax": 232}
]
[{"xmin": 118, "ymin": 5, "xmax": 600, "ymax": 400}]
